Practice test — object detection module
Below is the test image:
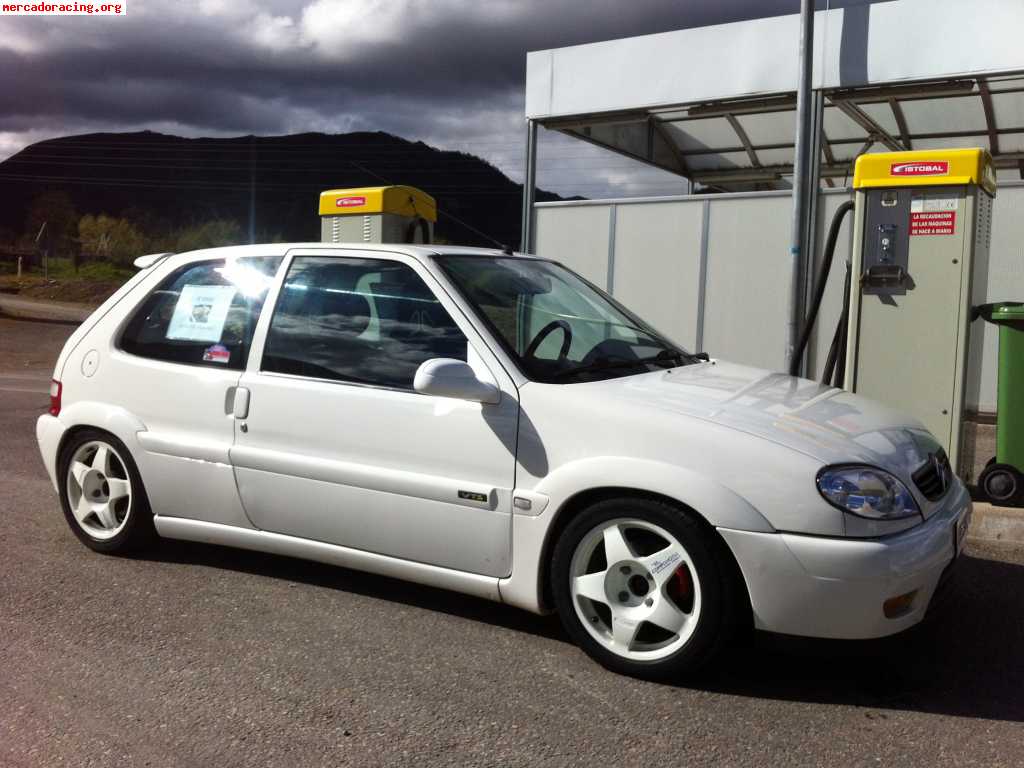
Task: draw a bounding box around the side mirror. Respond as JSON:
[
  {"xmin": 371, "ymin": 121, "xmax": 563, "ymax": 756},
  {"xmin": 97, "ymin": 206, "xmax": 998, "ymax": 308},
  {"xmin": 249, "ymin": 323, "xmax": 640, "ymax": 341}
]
[{"xmin": 413, "ymin": 358, "xmax": 500, "ymax": 404}]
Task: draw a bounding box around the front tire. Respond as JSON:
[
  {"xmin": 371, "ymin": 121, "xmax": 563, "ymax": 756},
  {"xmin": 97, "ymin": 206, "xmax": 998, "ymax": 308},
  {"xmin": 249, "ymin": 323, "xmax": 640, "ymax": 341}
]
[
  {"xmin": 58, "ymin": 429, "xmax": 155, "ymax": 554},
  {"xmin": 551, "ymin": 497, "xmax": 736, "ymax": 680}
]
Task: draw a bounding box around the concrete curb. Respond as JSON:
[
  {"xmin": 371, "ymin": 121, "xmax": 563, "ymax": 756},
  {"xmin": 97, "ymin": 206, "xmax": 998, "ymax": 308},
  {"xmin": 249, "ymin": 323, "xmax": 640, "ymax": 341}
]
[
  {"xmin": 968, "ymin": 502, "xmax": 1024, "ymax": 545},
  {"xmin": 0, "ymin": 296, "xmax": 94, "ymax": 324}
]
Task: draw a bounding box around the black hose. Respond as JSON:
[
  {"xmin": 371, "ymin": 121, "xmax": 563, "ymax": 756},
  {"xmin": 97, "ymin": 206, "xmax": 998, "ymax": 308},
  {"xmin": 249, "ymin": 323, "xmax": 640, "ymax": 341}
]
[
  {"xmin": 788, "ymin": 200, "xmax": 855, "ymax": 377},
  {"xmin": 832, "ymin": 262, "xmax": 852, "ymax": 387},
  {"xmin": 822, "ymin": 323, "xmax": 839, "ymax": 385},
  {"xmin": 822, "ymin": 260, "xmax": 852, "ymax": 387}
]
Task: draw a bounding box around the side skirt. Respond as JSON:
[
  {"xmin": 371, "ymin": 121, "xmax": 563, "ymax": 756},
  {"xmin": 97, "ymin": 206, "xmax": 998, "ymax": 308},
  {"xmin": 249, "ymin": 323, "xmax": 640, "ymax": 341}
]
[{"xmin": 154, "ymin": 517, "xmax": 503, "ymax": 603}]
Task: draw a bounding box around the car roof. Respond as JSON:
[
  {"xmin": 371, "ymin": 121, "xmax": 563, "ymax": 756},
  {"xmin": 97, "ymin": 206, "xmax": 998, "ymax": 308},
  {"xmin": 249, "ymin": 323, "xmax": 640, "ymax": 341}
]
[{"xmin": 167, "ymin": 242, "xmax": 540, "ymax": 262}]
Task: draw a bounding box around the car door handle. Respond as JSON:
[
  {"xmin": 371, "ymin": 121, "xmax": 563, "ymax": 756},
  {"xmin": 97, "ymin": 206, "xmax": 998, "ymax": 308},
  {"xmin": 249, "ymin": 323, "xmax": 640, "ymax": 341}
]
[{"xmin": 233, "ymin": 387, "xmax": 251, "ymax": 419}]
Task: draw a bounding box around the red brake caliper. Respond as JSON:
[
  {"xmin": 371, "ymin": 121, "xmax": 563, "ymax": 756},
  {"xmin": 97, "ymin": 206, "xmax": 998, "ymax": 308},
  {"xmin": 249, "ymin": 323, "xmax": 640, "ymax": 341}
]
[{"xmin": 668, "ymin": 564, "xmax": 693, "ymax": 611}]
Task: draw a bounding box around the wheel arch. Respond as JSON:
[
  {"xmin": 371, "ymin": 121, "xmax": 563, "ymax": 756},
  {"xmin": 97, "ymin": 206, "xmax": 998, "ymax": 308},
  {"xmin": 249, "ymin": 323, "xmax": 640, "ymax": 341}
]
[
  {"xmin": 54, "ymin": 402, "xmax": 148, "ymax": 479},
  {"xmin": 502, "ymin": 456, "xmax": 770, "ymax": 616}
]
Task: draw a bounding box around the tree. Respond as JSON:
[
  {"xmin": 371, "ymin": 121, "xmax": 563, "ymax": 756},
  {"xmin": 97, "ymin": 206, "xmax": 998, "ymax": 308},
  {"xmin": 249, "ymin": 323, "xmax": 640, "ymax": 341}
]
[
  {"xmin": 78, "ymin": 214, "xmax": 147, "ymax": 267},
  {"xmin": 25, "ymin": 191, "xmax": 78, "ymax": 257},
  {"xmin": 173, "ymin": 220, "xmax": 243, "ymax": 252}
]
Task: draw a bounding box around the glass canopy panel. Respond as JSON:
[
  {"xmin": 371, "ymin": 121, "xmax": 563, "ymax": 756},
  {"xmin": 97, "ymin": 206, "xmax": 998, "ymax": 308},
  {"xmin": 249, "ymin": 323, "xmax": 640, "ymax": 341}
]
[
  {"xmin": 991, "ymin": 92, "xmax": 1024, "ymax": 131},
  {"xmin": 585, "ymin": 122, "xmax": 650, "ymax": 160},
  {"xmin": 858, "ymin": 102, "xmax": 901, "ymax": 135},
  {"xmin": 683, "ymin": 151, "xmax": 747, "ymax": 171},
  {"xmin": 828, "ymin": 139, "xmax": 867, "ymax": 162},
  {"xmin": 912, "ymin": 134, "xmax": 989, "ymax": 151},
  {"xmin": 822, "ymin": 106, "xmax": 868, "ymax": 141},
  {"xmin": 757, "ymin": 147, "xmax": 798, "ymax": 166},
  {"xmin": 661, "ymin": 118, "xmax": 734, "ymax": 153},
  {"xmin": 899, "ymin": 95, "xmax": 988, "ymax": 134},
  {"xmin": 544, "ymin": 76, "xmax": 1024, "ymax": 192},
  {"xmin": 987, "ymin": 77, "xmax": 1024, "ymax": 93},
  {"xmin": 863, "ymin": 143, "xmax": 891, "ymax": 155},
  {"xmin": 651, "ymin": 129, "xmax": 682, "ymax": 171},
  {"xmin": 735, "ymin": 111, "xmax": 796, "ymax": 147},
  {"xmin": 996, "ymin": 131, "xmax": 1024, "ymax": 153}
]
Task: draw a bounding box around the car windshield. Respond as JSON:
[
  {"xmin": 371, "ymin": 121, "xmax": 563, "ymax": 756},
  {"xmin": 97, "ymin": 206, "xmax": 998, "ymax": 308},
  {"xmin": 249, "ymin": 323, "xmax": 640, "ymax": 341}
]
[{"xmin": 436, "ymin": 255, "xmax": 699, "ymax": 383}]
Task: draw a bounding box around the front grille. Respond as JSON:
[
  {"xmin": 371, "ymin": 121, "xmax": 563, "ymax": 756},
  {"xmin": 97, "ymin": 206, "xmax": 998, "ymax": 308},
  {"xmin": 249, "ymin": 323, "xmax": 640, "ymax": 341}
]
[{"xmin": 912, "ymin": 449, "xmax": 952, "ymax": 501}]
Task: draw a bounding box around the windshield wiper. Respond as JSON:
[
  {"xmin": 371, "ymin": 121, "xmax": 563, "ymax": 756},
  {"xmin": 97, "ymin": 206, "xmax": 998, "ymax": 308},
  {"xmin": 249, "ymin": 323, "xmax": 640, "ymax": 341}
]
[
  {"xmin": 652, "ymin": 349, "xmax": 692, "ymax": 364},
  {"xmin": 552, "ymin": 349, "xmax": 696, "ymax": 381}
]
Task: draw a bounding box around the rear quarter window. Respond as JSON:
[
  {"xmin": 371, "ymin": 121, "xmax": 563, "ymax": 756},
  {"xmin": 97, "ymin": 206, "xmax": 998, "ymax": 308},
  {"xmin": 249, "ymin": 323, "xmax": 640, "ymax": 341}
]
[{"xmin": 119, "ymin": 257, "xmax": 281, "ymax": 370}]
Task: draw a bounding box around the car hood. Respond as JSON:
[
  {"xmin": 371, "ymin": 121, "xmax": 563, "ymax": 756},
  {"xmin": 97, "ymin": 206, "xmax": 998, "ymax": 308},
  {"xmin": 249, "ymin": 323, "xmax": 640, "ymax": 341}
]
[{"xmin": 582, "ymin": 360, "xmax": 943, "ymax": 480}]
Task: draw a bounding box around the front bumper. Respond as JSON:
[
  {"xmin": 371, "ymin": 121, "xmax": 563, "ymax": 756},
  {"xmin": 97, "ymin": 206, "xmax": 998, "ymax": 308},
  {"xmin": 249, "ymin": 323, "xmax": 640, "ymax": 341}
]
[{"xmin": 719, "ymin": 482, "xmax": 972, "ymax": 639}]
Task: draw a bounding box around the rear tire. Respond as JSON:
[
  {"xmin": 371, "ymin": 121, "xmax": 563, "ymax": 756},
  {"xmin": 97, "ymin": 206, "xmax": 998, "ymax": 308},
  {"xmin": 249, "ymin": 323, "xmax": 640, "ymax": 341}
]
[
  {"xmin": 58, "ymin": 429, "xmax": 156, "ymax": 554},
  {"xmin": 551, "ymin": 497, "xmax": 736, "ymax": 680}
]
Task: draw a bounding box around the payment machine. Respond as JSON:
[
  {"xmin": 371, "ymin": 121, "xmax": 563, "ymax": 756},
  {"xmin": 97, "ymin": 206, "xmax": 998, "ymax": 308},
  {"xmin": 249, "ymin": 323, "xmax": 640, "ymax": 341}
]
[
  {"xmin": 319, "ymin": 185, "xmax": 436, "ymax": 245},
  {"xmin": 844, "ymin": 149, "xmax": 996, "ymax": 474}
]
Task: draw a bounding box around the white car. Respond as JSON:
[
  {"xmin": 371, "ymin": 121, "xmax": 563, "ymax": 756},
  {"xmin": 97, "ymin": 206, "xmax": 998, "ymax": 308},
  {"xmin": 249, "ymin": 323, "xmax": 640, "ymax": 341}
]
[{"xmin": 36, "ymin": 243, "xmax": 971, "ymax": 679}]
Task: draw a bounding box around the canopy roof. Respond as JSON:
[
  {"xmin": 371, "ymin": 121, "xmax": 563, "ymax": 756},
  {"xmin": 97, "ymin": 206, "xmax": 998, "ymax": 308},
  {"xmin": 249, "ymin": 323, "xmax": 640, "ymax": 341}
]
[{"xmin": 525, "ymin": 0, "xmax": 1024, "ymax": 191}]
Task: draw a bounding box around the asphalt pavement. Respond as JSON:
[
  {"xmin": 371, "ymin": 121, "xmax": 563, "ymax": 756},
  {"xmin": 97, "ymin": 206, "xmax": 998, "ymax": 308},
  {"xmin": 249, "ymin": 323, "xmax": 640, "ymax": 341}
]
[{"xmin": 2, "ymin": 316, "xmax": 1023, "ymax": 767}]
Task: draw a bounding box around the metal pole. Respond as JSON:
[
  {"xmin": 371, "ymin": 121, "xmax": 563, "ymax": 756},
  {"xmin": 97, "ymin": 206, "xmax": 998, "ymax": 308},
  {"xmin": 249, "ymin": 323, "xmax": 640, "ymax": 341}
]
[
  {"xmin": 520, "ymin": 119, "xmax": 538, "ymax": 253},
  {"xmin": 785, "ymin": 0, "xmax": 815, "ymax": 373},
  {"xmin": 798, "ymin": 91, "xmax": 825, "ymax": 376}
]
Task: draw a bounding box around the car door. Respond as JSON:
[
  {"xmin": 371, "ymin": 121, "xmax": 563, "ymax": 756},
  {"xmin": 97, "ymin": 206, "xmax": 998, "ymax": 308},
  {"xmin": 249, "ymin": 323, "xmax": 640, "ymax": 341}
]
[{"xmin": 230, "ymin": 249, "xmax": 520, "ymax": 578}]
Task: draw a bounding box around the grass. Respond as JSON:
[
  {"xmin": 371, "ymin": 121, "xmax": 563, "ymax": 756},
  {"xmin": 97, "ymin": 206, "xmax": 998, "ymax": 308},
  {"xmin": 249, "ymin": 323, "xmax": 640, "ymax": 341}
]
[
  {"xmin": 18, "ymin": 257, "xmax": 133, "ymax": 281},
  {"xmin": 59, "ymin": 260, "xmax": 134, "ymax": 281},
  {"xmin": 1, "ymin": 257, "xmax": 132, "ymax": 280},
  {"xmin": 0, "ymin": 256, "xmax": 133, "ymax": 305}
]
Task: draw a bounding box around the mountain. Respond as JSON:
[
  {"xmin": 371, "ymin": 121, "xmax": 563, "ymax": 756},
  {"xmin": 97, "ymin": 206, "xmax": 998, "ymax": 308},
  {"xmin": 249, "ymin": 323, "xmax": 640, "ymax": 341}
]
[{"xmin": 0, "ymin": 131, "xmax": 565, "ymax": 250}]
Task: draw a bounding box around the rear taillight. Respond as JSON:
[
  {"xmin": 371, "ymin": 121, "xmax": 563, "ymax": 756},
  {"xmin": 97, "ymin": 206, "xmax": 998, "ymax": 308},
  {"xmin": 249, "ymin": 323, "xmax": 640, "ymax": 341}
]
[{"xmin": 49, "ymin": 379, "xmax": 62, "ymax": 416}]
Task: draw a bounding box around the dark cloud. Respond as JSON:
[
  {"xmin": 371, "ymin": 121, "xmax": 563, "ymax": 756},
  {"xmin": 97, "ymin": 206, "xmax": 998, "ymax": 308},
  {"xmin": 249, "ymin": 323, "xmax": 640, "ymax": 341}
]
[{"xmin": 0, "ymin": 0, "xmax": 857, "ymax": 197}]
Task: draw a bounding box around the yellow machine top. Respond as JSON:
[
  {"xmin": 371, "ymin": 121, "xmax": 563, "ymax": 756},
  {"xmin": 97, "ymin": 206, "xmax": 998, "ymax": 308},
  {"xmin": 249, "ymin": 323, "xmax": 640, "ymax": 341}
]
[
  {"xmin": 853, "ymin": 148, "xmax": 996, "ymax": 196},
  {"xmin": 318, "ymin": 185, "xmax": 437, "ymax": 222}
]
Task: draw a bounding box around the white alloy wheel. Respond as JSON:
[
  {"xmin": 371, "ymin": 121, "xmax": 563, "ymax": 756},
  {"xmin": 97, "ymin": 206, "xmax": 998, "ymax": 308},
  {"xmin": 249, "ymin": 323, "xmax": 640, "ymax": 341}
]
[
  {"xmin": 65, "ymin": 440, "xmax": 133, "ymax": 541},
  {"xmin": 569, "ymin": 517, "xmax": 702, "ymax": 661}
]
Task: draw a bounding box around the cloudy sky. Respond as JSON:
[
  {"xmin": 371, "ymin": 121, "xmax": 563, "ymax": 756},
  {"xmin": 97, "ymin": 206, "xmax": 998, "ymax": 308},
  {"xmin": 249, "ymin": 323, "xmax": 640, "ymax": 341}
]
[{"xmin": 0, "ymin": 0, "xmax": 812, "ymax": 198}]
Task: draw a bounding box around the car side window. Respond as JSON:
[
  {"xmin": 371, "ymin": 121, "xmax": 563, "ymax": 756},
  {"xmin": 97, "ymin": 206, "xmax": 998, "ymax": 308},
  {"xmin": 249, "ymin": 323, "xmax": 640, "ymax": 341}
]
[
  {"xmin": 120, "ymin": 257, "xmax": 281, "ymax": 371},
  {"xmin": 261, "ymin": 256, "xmax": 468, "ymax": 390}
]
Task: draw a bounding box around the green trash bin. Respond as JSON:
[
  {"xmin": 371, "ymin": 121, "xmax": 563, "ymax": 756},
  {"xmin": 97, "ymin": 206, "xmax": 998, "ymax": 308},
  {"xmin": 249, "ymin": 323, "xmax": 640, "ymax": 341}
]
[{"xmin": 973, "ymin": 302, "xmax": 1024, "ymax": 506}]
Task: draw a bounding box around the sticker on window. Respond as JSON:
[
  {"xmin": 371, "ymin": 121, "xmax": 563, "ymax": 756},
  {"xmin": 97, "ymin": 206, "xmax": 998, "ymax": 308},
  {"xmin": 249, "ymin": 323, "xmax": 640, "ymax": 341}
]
[
  {"xmin": 166, "ymin": 284, "xmax": 237, "ymax": 342},
  {"xmin": 202, "ymin": 344, "xmax": 231, "ymax": 364}
]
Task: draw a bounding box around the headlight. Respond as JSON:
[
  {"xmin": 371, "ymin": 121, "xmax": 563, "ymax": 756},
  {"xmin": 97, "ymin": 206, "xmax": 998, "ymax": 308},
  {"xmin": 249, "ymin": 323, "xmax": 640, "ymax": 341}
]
[{"xmin": 816, "ymin": 465, "xmax": 920, "ymax": 520}]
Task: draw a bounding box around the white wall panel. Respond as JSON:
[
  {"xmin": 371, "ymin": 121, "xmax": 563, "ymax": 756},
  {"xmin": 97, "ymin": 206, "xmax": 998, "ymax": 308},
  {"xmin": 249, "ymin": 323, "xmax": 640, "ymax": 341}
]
[
  {"xmin": 969, "ymin": 185, "xmax": 1024, "ymax": 412},
  {"xmin": 611, "ymin": 201, "xmax": 704, "ymax": 349},
  {"xmin": 534, "ymin": 205, "xmax": 611, "ymax": 289},
  {"xmin": 701, "ymin": 196, "xmax": 793, "ymax": 371},
  {"xmin": 534, "ymin": 184, "xmax": 1024, "ymax": 413}
]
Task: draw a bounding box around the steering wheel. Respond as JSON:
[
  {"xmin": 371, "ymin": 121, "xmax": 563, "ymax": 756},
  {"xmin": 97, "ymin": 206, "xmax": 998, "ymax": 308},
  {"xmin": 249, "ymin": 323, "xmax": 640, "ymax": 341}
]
[{"xmin": 524, "ymin": 319, "xmax": 573, "ymax": 361}]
